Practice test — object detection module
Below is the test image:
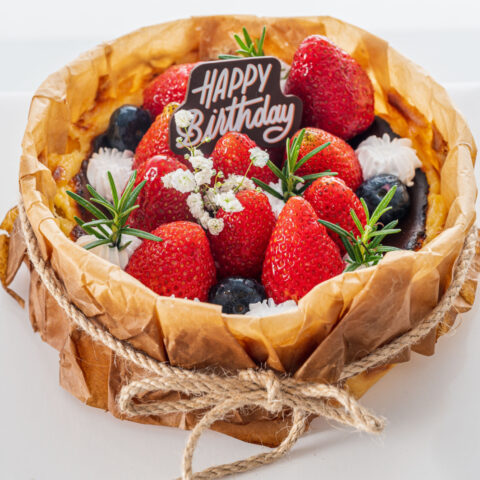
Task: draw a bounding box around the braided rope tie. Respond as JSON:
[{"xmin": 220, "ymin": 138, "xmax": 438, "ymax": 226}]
[{"xmin": 18, "ymin": 201, "xmax": 477, "ymax": 480}]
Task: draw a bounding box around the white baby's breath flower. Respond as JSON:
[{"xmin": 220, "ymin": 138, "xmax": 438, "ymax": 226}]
[
  {"xmin": 189, "ymin": 154, "xmax": 213, "ymax": 171},
  {"xmin": 355, "ymin": 134, "xmax": 422, "ymax": 187},
  {"xmin": 162, "ymin": 169, "xmax": 196, "ymax": 193},
  {"xmin": 207, "ymin": 217, "xmax": 225, "ymax": 235},
  {"xmin": 203, "ymin": 188, "xmax": 217, "ymax": 211},
  {"xmin": 220, "ymin": 174, "xmax": 255, "ymax": 192},
  {"xmin": 249, "ymin": 147, "xmax": 269, "ymax": 167},
  {"xmin": 174, "ymin": 109, "xmax": 194, "ymax": 129},
  {"xmin": 214, "ymin": 191, "xmax": 244, "ymax": 213},
  {"xmin": 195, "ymin": 168, "xmax": 215, "ymax": 186},
  {"xmin": 86, "ymin": 148, "xmax": 134, "ymax": 202},
  {"xmin": 186, "ymin": 192, "xmax": 205, "ymax": 219},
  {"xmin": 199, "ymin": 211, "xmax": 212, "ymax": 229}
]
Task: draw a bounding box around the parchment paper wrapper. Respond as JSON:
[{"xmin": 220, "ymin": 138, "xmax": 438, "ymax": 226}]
[{"xmin": 3, "ymin": 16, "xmax": 478, "ymax": 447}]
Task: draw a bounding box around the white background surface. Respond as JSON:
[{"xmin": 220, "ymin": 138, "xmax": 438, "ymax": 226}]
[{"xmin": 1, "ymin": 1, "xmax": 479, "ymax": 479}]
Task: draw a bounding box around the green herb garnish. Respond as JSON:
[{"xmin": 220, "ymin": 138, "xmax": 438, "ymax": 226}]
[
  {"xmin": 66, "ymin": 171, "xmax": 162, "ymax": 250},
  {"xmin": 252, "ymin": 128, "xmax": 334, "ymax": 201},
  {"xmin": 219, "ymin": 26, "xmax": 266, "ymax": 59},
  {"xmin": 318, "ymin": 186, "xmax": 401, "ymax": 272}
]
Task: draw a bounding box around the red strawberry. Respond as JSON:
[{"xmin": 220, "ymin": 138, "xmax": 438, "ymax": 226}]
[
  {"xmin": 262, "ymin": 196, "xmax": 344, "ymax": 303},
  {"xmin": 209, "ymin": 190, "xmax": 276, "ymax": 278},
  {"xmin": 143, "ymin": 63, "xmax": 198, "ymax": 119},
  {"xmin": 134, "ymin": 103, "xmax": 185, "ymax": 169},
  {"xmin": 304, "ymin": 176, "xmax": 366, "ymax": 253},
  {"xmin": 128, "ymin": 156, "xmax": 193, "ymax": 231},
  {"xmin": 125, "ymin": 221, "xmax": 216, "ymax": 301},
  {"xmin": 211, "ymin": 132, "xmax": 276, "ymax": 184},
  {"xmin": 285, "ymin": 35, "xmax": 374, "ymax": 140},
  {"xmin": 292, "ymin": 128, "xmax": 363, "ymax": 191}
]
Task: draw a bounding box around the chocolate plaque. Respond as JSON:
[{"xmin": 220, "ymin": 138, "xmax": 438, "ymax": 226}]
[{"xmin": 169, "ymin": 57, "xmax": 302, "ymax": 156}]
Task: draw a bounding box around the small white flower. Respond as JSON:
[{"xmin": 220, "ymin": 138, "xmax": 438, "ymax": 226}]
[
  {"xmin": 214, "ymin": 191, "xmax": 244, "ymax": 213},
  {"xmin": 187, "ymin": 192, "xmax": 205, "ymax": 219},
  {"xmin": 207, "ymin": 217, "xmax": 225, "ymax": 235},
  {"xmin": 355, "ymin": 133, "xmax": 422, "ymax": 187},
  {"xmin": 174, "ymin": 109, "xmax": 194, "ymax": 129},
  {"xmin": 86, "ymin": 148, "xmax": 134, "ymax": 202},
  {"xmin": 203, "ymin": 188, "xmax": 217, "ymax": 211},
  {"xmin": 220, "ymin": 174, "xmax": 255, "ymax": 192},
  {"xmin": 195, "ymin": 168, "xmax": 215, "ymax": 186},
  {"xmin": 199, "ymin": 211, "xmax": 212, "ymax": 229},
  {"xmin": 249, "ymin": 147, "xmax": 269, "ymax": 168},
  {"xmin": 189, "ymin": 154, "xmax": 213, "ymax": 171},
  {"xmin": 162, "ymin": 169, "xmax": 196, "ymax": 193}
]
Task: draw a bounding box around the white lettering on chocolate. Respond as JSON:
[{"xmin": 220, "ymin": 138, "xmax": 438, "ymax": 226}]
[{"xmin": 171, "ymin": 57, "xmax": 303, "ymax": 155}]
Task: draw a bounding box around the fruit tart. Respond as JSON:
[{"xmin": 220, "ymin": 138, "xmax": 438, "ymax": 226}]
[{"xmin": 3, "ymin": 16, "xmax": 477, "ymax": 446}]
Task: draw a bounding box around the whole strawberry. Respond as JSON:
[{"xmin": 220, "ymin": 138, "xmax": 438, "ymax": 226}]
[
  {"xmin": 211, "ymin": 132, "xmax": 276, "ymax": 184},
  {"xmin": 262, "ymin": 196, "xmax": 344, "ymax": 303},
  {"xmin": 304, "ymin": 176, "xmax": 366, "ymax": 253},
  {"xmin": 125, "ymin": 221, "xmax": 216, "ymax": 301},
  {"xmin": 292, "ymin": 127, "xmax": 363, "ymax": 191},
  {"xmin": 128, "ymin": 156, "xmax": 193, "ymax": 231},
  {"xmin": 134, "ymin": 103, "xmax": 185, "ymax": 169},
  {"xmin": 285, "ymin": 35, "xmax": 374, "ymax": 140},
  {"xmin": 143, "ymin": 63, "xmax": 198, "ymax": 119},
  {"xmin": 209, "ymin": 190, "xmax": 276, "ymax": 278}
]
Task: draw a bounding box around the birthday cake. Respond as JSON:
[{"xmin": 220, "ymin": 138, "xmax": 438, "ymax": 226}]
[{"xmin": 2, "ymin": 16, "xmax": 476, "ymax": 446}]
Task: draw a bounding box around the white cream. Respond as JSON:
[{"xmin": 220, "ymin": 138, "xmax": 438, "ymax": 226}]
[
  {"xmin": 355, "ymin": 134, "xmax": 422, "ymax": 187},
  {"xmin": 86, "ymin": 148, "xmax": 134, "ymax": 202},
  {"xmin": 76, "ymin": 234, "xmax": 142, "ymax": 270},
  {"xmin": 247, "ymin": 298, "xmax": 298, "ymax": 317},
  {"xmin": 263, "ymin": 180, "xmax": 286, "ymax": 218}
]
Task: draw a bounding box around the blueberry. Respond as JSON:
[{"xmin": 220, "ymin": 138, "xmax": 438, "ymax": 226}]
[
  {"xmin": 105, "ymin": 105, "xmax": 152, "ymax": 151},
  {"xmin": 208, "ymin": 277, "xmax": 266, "ymax": 314},
  {"xmin": 356, "ymin": 174, "xmax": 410, "ymax": 224}
]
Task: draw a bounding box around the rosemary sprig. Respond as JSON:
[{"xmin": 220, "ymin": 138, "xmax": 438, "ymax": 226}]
[
  {"xmin": 318, "ymin": 185, "xmax": 401, "ymax": 272},
  {"xmin": 219, "ymin": 26, "xmax": 266, "ymax": 59},
  {"xmin": 66, "ymin": 171, "xmax": 162, "ymax": 250},
  {"xmin": 252, "ymin": 128, "xmax": 335, "ymax": 201}
]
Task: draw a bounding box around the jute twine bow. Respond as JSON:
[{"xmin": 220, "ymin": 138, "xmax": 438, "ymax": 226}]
[{"xmin": 18, "ymin": 201, "xmax": 477, "ymax": 480}]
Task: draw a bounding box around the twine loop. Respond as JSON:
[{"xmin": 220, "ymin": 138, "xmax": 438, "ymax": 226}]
[{"xmin": 17, "ymin": 200, "xmax": 477, "ymax": 479}]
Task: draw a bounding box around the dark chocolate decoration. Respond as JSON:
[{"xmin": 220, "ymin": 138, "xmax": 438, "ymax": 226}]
[
  {"xmin": 384, "ymin": 169, "xmax": 428, "ymax": 251},
  {"xmin": 169, "ymin": 57, "xmax": 303, "ymax": 156},
  {"xmin": 348, "ymin": 116, "xmax": 400, "ymax": 149}
]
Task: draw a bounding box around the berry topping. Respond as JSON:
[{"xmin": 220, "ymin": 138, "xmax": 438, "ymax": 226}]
[
  {"xmin": 211, "ymin": 132, "xmax": 276, "ymax": 185},
  {"xmin": 105, "ymin": 105, "xmax": 152, "ymax": 152},
  {"xmin": 208, "ymin": 277, "xmax": 266, "ymax": 314},
  {"xmin": 128, "ymin": 156, "xmax": 194, "ymax": 232},
  {"xmin": 356, "ymin": 174, "xmax": 410, "ymax": 224},
  {"xmin": 285, "ymin": 35, "xmax": 374, "ymax": 140},
  {"xmin": 291, "ymin": 127, "xmax": 363, "ymax": 191},
  {"xmin": 143, "ymin": 63, "xmax": 198, "ymax": 119},
  {"xmin": 134, "ymin": 103, "xmax": 185, "ymax": 169},
  {"xmin": 262, "ymin": 196, "xmax": 344, "ymax": 303},
  {"xmin": 209, "ymin": 190, "xmax": 276, "ymax": 278},
  {"xmin": 304, "ymin": 176, "xmax": 366, "ymax": 253},
  {"xmin": 125, "ymin": 221, "xmax": 216, "ymax": 301}
]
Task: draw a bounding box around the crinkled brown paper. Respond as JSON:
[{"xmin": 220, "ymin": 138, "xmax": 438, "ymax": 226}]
[{"xmin": 2, "ymin": 16, "xmax": 479, "ymax": 447}]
